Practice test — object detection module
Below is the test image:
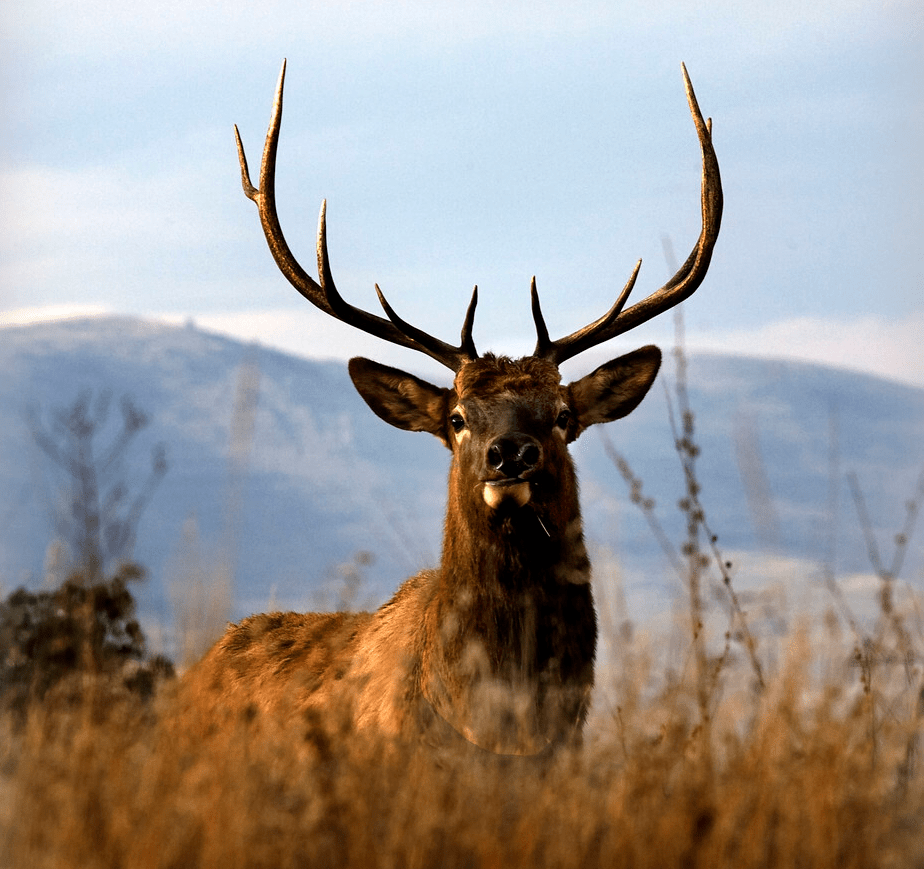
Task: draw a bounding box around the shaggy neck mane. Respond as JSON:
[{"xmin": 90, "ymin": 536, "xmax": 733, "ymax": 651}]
[
  {"xmin": 420, "ymin": 462, "xmax": 596, "ymax": 754},
  {"xmin": 433, "ymin": 459, "xmax": 592, "ymax": 676}
]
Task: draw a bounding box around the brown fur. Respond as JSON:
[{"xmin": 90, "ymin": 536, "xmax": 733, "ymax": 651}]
[{"xmin": 179, "ymin": 349, "xmax": 661, "ymax": 755}]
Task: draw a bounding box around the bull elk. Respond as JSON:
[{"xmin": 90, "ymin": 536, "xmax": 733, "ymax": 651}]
[{"xmin": 182, "ymin": 61, "xmax": 721, "ymax": 755}]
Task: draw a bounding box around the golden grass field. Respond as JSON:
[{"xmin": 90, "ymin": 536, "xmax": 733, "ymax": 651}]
[{"xmin": 3, "ymin": 553, "xmax": 922, "ymax": 869}]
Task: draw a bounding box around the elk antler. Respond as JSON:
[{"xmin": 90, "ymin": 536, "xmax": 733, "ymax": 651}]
[
  {"xmin": 532, "ymin": 63, "xmax": 723, "ymax": 366},
  {"xmin": 234, "ymin": 59, "xmax": 478, "ymax": 372}
]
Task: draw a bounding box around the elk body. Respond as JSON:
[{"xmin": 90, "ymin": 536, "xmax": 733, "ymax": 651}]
[{"xmin": 181, "ymin": 62, "xmax": 722, "ymax": 755}]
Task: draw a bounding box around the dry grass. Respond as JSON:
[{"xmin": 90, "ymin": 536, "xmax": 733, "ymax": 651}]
[{"xmin": 2, "ymin": 584, "xmax": 922, "ymax": 869}]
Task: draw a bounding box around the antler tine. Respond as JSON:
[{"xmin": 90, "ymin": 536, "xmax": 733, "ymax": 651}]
[
  {"xmin": 535, "ymin": 63, "xmax": 723, "ymax": 366},
  {"xmin": 532, "ymin": 264, "xmax": 640, "ymax": 360},
  {"xmin": 236, "ymin": 60, "xmax": 475, "ymax": 371},
  {"xmin": 375, "ymin": 284, "xmax": 479, "ymax": 372}
]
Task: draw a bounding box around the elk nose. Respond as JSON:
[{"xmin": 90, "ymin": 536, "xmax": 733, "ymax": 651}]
[{"xmin": 486, "ymin": 435, "xmax": 542, "ymax": 478}]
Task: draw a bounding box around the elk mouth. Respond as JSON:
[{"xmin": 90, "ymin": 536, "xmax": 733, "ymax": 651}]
[{"xmin": 482, "ymin": 477, "xmax": 532, "ymax": 509}]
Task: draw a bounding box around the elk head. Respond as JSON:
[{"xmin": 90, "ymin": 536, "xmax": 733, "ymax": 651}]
[{"xmin": 347, "ymin": 349, "xmax": 662, "ymax": 551}]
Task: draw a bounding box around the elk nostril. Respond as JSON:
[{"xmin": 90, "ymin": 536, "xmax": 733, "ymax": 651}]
[
  {"xmin": 487, "ymin": 443, "xmax": 504, "ymax": 470},
  {"xmin": 519, "ymin": 443, "xmax": 541, "ymax": 469}
]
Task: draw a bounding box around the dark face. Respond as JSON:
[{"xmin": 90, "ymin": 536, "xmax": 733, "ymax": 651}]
[{"xmin": 446, "ymin": 355, "xmax": 572, "ymax": 511}]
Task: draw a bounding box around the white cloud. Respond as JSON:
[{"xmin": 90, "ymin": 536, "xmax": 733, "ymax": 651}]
[
  {"xmin": 685, "ymin": 313, "xmax": 924, "ymax": 389},
  {"xmin": 0, "ymin": 304, "xmax": 114, "ymax": 327}
]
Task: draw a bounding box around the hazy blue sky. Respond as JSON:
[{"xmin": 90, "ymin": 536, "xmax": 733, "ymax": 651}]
[{"xmin": 1, "ymin": 1, "xmax": 921, "ymax": 385}]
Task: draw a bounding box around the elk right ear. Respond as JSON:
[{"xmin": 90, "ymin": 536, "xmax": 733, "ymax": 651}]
[{"xmin": 348, "ymin": 358, "xmax": 452, "ymax": 444}]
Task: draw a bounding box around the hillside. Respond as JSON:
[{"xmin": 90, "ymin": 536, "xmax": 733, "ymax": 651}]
[{"xmin": 1, "ymin": 317, "xmax": 922, "ymax": 653}]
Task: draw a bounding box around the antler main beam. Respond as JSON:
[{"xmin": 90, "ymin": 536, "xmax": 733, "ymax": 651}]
[
  {"xmin": 234, "ymin": 59, "xmax": 477, "ymax": 372},
  {"xmin": 532, "ymin": 63, "xmax": 723, "ymax": 366}
]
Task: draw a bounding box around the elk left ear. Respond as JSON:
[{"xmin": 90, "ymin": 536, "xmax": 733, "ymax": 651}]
[{"xmin": 567, "ymin": 345, "xmax": 662, "ymax": 437}]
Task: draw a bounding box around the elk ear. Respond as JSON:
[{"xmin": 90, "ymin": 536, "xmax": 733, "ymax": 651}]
[
  {"xmin": 567, "ymin": 345, "xmax": 662, "ymax": 438},
  {"xmin": 348, "ymin": 358, "xmax": 451, "ymax": 444}
]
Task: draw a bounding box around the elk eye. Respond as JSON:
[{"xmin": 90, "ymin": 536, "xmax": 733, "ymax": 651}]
[
  {"xmin": 555, "ymin": 409, "xmax": 572, "ymax": 429},
  {"xmin": 449, "ymin": 413, "xmax": 466, "ymax": 432}
]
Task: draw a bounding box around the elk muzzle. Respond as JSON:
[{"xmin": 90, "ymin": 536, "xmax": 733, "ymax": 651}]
[{"xmin": 482, "ymin": 434, "xmax": 542, "ymax": 509}]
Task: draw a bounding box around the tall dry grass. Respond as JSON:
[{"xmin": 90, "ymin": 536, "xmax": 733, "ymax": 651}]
[{"xmin": 2, "ymin": 595, "xmax": 922, "ymax": 869}]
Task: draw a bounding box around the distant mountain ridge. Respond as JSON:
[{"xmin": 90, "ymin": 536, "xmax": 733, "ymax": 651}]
[{"xmin": 2, "ymin": 317, "xmax": 922, "ymax": 646}]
